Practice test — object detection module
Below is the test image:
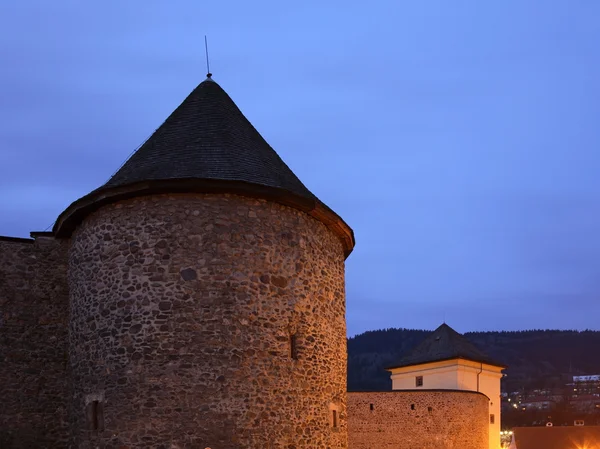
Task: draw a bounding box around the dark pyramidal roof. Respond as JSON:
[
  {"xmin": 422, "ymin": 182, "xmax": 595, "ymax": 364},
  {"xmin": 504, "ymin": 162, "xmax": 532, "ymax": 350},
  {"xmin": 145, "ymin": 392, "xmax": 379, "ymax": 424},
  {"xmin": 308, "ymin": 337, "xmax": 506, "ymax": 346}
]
[
  {"xmin": 386, "ymin": 323, "xmax": 506, "ymax": 369},
  {"xmin": 53, "ymin": 76, "xmax": 354, "ymax": 256}
]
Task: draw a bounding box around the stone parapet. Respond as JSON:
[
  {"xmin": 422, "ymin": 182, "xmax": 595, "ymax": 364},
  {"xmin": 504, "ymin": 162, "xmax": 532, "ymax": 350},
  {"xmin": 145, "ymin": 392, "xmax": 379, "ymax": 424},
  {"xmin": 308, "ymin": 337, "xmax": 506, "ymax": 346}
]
[{"xmin": 348, "ymin": 390, "xmax": 489, "ymax": 449}]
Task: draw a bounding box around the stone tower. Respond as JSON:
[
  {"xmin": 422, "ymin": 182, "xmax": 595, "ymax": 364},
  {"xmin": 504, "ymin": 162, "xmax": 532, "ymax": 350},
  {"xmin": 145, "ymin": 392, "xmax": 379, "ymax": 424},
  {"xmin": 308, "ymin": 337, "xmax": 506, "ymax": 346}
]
[
  {"xmin": 386, "ymin": 323, "xmax": 506, "ymax": 449},
  {"xmin": 53, "ymin": 76, "xmax": 355, "ymax": 448}
]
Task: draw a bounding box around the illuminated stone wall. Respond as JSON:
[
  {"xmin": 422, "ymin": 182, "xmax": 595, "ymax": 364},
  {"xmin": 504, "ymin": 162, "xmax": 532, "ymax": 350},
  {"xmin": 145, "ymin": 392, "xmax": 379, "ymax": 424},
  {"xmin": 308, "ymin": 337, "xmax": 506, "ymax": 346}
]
[
  {"xmin": 68, "ymin": 193, "xmax": 348, "ymax": 448},
  {"xmin": 348, "ymin": 390, "xmax": 489, "ymax": 449}
]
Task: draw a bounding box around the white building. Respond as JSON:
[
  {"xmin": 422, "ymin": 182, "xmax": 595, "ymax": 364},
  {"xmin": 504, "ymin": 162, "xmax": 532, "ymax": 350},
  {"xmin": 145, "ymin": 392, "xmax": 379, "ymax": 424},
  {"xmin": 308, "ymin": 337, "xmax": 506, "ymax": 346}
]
[{"xmin": 386, "ymin": 323, "xmax": 506, "ymax": 449}]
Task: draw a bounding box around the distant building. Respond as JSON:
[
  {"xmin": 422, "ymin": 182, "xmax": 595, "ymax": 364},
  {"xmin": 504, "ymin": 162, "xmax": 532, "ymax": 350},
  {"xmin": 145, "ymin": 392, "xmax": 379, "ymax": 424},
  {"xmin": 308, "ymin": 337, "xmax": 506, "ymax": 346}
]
[
  {"xmin": 570, "ymin": 394, "xmax": 600, "ymax": 412},
  {"xmin": 520, "ymin": 397, "xmax": 556, "ymax": 410},
  {"xmin": 509, "ymin": 425, "xmax": 600, "ymax": 449},
  {"xmin": 385, "ymin": 323, "xmax": 506, "ymax": 449},
  {"xmin": 573, "ymin": 375, "xmax": 600, "ymax": 396}
]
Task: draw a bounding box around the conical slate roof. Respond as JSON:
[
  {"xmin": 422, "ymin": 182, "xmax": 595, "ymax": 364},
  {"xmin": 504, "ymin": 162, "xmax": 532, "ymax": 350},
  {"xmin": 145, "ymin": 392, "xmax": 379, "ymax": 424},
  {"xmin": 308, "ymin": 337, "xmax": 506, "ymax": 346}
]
[
  {"xmin": 386, "ymin": 323, "xmax": 506, "ymax": 369},
  {"xmin": 103, "ymin": 77, "xmax": 316, "ymax": 199},
  {"xmin": 53, "ymin": 77, "xmax": 354, "ymax": 256}
]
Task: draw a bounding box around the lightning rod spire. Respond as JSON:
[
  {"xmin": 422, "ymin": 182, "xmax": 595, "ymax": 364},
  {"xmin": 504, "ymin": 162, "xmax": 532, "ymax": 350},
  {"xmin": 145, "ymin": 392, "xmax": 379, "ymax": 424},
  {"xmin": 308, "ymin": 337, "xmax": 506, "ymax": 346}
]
[{"xmin": 205, "ymin": 35, "xmax": 212, "ymax": 78}]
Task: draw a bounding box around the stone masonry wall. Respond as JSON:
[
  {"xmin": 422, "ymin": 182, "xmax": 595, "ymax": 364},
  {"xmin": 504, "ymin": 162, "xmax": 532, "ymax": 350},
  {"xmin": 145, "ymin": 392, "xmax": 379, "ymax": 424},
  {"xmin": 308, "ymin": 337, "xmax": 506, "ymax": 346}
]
[
  {"xmin": 68, "ymin": 193, "xmax": 347, "ymax": 449},
  {"xmin": 0, "ymin": 236, "xmax": 70, "ymax": 448},
  {"xmin": 348, "ymin": 391, "xmax": 489, "ymax": 449}
]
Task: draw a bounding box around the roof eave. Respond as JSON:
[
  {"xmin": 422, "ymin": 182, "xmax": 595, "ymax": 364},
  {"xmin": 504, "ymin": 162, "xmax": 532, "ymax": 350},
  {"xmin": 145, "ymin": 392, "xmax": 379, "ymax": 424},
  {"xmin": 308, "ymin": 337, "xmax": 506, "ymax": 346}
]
[
  {"xmin": 53, "ymin": 178, "xmax": 355, "ymax": 258},
  {"xmin": 0, "ymin": 235, "xmax": 34, "ymax": 244},
  {"xmin": 385, "ymin": 356, "xmax": 508, "ymax": 371}
]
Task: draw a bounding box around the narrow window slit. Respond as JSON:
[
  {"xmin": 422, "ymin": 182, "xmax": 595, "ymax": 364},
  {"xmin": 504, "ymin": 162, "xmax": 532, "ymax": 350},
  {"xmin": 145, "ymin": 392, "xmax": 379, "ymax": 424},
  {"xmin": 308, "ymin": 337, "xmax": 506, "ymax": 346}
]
[
  {"xmin": 290, "ymin": 333, "xmax": 298, "ymax": 360},
  {"xmin": 86, "ymin": 400, "xmax": 104, "ymax": 432},
  {"xmin": 92, "ymin": 401, "xmax": 99, "ymax": 430}
]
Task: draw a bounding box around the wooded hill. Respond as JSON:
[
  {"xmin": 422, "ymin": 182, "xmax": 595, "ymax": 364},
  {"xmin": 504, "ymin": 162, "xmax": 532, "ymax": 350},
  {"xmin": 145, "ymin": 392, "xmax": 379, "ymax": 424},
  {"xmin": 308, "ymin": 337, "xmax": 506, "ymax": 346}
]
[{"xmin": 347, "ymin": 328, "xmax": 600, "ymax": 392}]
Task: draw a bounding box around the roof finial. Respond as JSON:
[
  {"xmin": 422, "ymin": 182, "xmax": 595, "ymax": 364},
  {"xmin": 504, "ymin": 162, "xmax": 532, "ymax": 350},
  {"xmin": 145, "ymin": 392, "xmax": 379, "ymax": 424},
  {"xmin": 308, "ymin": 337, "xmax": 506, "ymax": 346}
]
[{"xmin": 204, "ymin": 35, "xmax": 212, "ymax": 78}]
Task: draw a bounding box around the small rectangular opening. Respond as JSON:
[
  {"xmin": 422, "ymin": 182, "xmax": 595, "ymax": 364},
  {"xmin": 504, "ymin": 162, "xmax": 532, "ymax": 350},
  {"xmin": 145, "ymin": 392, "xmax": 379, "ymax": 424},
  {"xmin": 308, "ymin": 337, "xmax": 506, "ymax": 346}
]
[
  {"xmin": 415, "ymin": 376, "xmax": 423, "ymax": 387},
  {"xmin": 369, "ymin": 403, "xmax": 374, "ymax": 411},
  {"xmin": 332, "ymin": 409, "xmax": 338, "ymax": 428},
  {"xmin": 490, "ymin": 414, "xmax": 495, "ymax": 424},
  {"xmin": 92, "ymin": 401, "xmax": 99, "ymax": 430},
  {"xmin": 290, "ymin": 334, "xmax": 298, "ymax": 360},
  {"xmin": 411, "ymin": 404, "xmax": 415, "ymax": 410},
  {"xmin": 86, "ymin": 400, "xmax": 104, "ymax": 432}
]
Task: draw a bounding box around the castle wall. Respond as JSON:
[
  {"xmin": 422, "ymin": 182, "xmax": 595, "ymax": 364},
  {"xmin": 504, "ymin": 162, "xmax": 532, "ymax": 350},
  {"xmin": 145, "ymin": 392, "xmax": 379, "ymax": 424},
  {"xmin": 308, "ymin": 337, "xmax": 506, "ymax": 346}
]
[
  {"xmin": 0, "ymin": 236, "xmax": 70, "ymax": 448},
  {"xmin": 348, "ymin": 391, "xmax": 489, "ymax": 449},
  {"xmin": 68, "ymin": 193, "xmax": 348, "ymax": 449}
]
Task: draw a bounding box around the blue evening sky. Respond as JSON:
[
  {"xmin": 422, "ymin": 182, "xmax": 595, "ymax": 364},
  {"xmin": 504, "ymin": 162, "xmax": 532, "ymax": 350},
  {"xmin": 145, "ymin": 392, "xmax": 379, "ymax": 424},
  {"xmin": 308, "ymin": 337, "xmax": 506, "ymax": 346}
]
[{"xmin": 1, "ymin": 1, "xmax": 599, "ymax": 336}]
